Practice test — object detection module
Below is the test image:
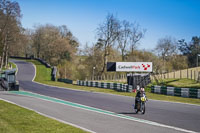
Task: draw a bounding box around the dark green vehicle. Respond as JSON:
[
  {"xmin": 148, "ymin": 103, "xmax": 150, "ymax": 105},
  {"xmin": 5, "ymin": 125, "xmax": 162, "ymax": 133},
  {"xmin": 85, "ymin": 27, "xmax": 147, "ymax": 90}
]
[{"xmin": 0, "ymin": 69, "xmax": 19, "ymax": 91}]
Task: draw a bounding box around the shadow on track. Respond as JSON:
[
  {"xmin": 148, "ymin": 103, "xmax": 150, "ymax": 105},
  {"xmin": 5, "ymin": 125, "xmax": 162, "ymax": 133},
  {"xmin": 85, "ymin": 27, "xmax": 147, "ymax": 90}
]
[{"xmin": 117, "ymin": 112, "xmax": 137, "ymax": 115}]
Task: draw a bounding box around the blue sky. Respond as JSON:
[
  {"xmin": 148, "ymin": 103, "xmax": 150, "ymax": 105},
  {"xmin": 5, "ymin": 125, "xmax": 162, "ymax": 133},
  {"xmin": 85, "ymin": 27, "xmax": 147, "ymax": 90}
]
[{"xmin": 16, "ymin": 0, "xmax": 200, "ymax": 50}]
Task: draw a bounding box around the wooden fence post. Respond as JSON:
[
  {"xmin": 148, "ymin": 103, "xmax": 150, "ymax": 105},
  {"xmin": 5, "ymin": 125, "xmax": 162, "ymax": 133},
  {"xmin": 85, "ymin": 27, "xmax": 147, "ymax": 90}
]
[
  {"xmin": 198, "ymin": 72, "xmax": 200, "ymax": 82},
  {"xmin": 174, "ymin": 71, "xmax": 175, "ymax": 79},
  {"xmin": 167, "ymin": 71, "xmax": 169, "ymax": 79}
]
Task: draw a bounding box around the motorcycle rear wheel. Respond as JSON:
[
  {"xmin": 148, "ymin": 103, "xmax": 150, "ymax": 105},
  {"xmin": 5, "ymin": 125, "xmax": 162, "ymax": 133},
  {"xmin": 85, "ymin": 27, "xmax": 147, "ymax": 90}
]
[{"xmin": 135, "ymin": 109, "xmax": 139, "ymax": 114}]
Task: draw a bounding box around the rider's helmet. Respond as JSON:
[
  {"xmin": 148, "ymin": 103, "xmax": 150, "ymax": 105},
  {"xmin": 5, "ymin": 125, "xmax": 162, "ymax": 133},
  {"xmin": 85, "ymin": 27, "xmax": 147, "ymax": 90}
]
[{"xmin": 141, "ymin": 88, "xmax": 145, "ymax": 92}]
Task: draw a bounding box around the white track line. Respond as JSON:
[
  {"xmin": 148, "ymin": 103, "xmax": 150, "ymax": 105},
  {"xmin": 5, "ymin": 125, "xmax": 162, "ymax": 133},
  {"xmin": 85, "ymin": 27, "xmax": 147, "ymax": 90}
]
[
  {"xmin": 2, "ymin": 91, "xmax": 197, "ymax": 133},
  {"xmin": 0, "ymin": 98, "xmax": 96, "ymax": 133}
]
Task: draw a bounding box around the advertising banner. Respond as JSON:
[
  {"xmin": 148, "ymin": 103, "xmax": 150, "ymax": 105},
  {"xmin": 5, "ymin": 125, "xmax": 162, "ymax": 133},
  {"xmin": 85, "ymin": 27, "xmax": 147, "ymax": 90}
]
[{"xmin": 116, "ymin": 62, "xmax": 152, "ymax": 72}]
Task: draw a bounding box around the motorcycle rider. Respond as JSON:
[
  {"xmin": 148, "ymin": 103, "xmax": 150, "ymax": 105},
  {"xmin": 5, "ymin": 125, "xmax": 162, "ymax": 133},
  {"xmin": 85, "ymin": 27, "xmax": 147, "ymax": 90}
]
[{"xmin": 134, "ymin": 86, "xmax": 146, "ymax": 109}]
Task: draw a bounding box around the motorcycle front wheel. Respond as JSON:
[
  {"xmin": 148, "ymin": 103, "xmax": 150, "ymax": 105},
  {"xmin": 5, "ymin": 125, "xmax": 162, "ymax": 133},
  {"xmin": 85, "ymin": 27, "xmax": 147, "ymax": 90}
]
[
  {"xmin": 141, "ymin": 103, "xmax": 145, "ymax": 114},
  {"xmin": 135, "ymin": 103, "xmax": 140, "ymax": 114}
]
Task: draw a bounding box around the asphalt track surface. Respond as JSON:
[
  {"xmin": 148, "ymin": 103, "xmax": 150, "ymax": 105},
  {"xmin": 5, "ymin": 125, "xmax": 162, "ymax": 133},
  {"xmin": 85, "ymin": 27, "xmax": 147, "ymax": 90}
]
[{"xmin": 1, "ymin": 59, "xmax": 200, "ymax": 133}]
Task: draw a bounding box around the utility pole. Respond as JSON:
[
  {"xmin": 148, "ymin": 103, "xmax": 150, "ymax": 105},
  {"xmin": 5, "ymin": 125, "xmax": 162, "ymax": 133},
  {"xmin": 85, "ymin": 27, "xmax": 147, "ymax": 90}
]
[
  {"xmin": 93, "ymin": 67, "xmax": 95, "ymax": 80},
  {"xmin": 197, "ymin": 54, "xmax": 200, "ymax": 67}
]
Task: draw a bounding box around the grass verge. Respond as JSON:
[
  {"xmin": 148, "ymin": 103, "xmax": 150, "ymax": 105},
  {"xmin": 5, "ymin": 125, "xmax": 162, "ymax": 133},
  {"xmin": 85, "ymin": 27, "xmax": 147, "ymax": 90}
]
[
  {"xmin": 1, "ymin": 62, "xmax": 16, "ymax": 70},
  {"xmin": 0, "ymin": 100, "xmax": 88, "ymax": 133},
  {"xmin": 151, "ymin": 78, "xmax": 200, "ymax": 88},
  {"xmin": 10, "ymin": 62, "xmax": 16, "ymax": 69},
  {"xmin": 24, "ymin": 59, "xmax": 200, "ymax": 105}
]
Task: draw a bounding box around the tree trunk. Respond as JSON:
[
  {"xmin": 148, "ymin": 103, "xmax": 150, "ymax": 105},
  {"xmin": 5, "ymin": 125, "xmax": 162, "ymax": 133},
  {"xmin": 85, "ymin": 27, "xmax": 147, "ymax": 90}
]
[
  {"xmin": 5, "ymin": 44, "xmax": 9, "ymax": 68},
  {"xmin": 64, "ymin": 64, "xmax": 66, "ymax": 79},
  {"xmin": 101, "ymin": 53, "xmax": 107, "ymax": 75},
  {"xmin": 100, "ymin": 47, "xmax": 108, "ymax": 75},
  {"xmin": 37, "ymin": 43, "xmax": 40, "ymax": 58},
  {"xmin": 0, "ymin": 34, "xmax": 7, "ymax": 70},
  {"xmin": 131, "ymin": 45, "xmax": 134, "ymax": 54},
  {"xmin": 121, "ymin": 49, "xmax": 124, "ymax": 61}
]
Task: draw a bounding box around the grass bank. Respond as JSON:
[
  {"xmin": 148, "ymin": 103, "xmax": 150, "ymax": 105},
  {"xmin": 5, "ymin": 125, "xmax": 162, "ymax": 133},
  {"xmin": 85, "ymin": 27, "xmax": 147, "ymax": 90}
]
[
  {"xmin": 25, "ymin": 59, "xmax": 200, "ymax": 105},
  {"xmin": 1, "ymin": 62, "xmax": 16, "ymax": 70},
  {"xmin": 151, "ymin": 78, "xmax": 200, "ymax": 89},
  {"xmin": 10, "ymin": 62, "xmax": 16, "ymax": 69},
  {"xmin": 0, "ymin": 100, "xmax": 88, "ymax": 133}
]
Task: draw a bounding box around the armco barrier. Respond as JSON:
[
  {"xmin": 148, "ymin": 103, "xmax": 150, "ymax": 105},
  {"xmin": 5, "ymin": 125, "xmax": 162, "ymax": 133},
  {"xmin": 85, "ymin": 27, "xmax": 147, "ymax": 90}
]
[
  {"xmin": 151, "ymin": 86, "xmax": 200, "ymax": 99},
  {"xmin": 57, "ymin": 78, "xmax": 73, "ymax": 84},
  {"xmin": 10, "ymin": 56, "xmax": 51, "ymax": 68},
  {"xmin": 77, "ymin": 80, "xmax": 133, "ymax": 92}
]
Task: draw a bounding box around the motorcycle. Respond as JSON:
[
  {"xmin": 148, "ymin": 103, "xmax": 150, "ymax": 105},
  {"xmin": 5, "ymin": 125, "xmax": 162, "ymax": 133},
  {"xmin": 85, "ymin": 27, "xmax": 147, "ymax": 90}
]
[{"xmin": 135, "ymin": 94, "xmax": 147, "ymax": 114}]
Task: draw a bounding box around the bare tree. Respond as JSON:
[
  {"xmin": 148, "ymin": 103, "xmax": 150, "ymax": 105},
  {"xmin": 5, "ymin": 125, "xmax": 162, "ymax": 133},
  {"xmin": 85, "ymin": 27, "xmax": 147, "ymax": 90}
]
[
  {"xmin": 130, "ymin": 23, "xmax": 146, "ymax": 53},
  {"xmin": 155, "ymin": 37, "xmax": 177, "ymax": 60},
  {"xmin": 155, "ymin": 36, "xmax": 178, "ymax": 72},
  {"xmin": 32, "ymin": 24, "xmax": 79, "ymax": 66},
  {"xmin": 0, "ymin": 0, "xmax": 21, "ymax": 69},
  {"xmin": 32, "ymin": 25, "xmax": 44, "ymax": 58},
  {"xmin": 96, "ymin": 13, "xmax": 120, "ymax": 74},
  {"xmin": 117, "ymin": 20, "xmax": 131, "ymax": 61}
]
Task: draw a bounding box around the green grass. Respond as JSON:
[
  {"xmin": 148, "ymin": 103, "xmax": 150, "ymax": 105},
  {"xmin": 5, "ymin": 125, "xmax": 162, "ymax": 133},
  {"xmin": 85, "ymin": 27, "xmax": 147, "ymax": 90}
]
[
  {"xmin": 10, "ymin": 62, "xmax": 16, "ymax": 69},
  {"xmin": 27, "ymin": 60, "xmax": 52, "ymax": 82},
  {"xmin": 145, "ymin": 78, "xmax": 200, "ymax": 93},
  {"xmin": 145, "ymin": 91, "xmax": 200, "ymax": 105},
  {"xmin": 1, "ymin": 62, "xmax": 16, "ymax": 71},
  {"xmin": 159, "ymin": 78, "xmax": 200, "ymax": 88},
  {"xmin": 0, "ymin": 100, "xmax": 88, "ymax": 133},
  {"xmin": 24, "ymin": 59, "xmax": 200, "ymax": 105}
]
